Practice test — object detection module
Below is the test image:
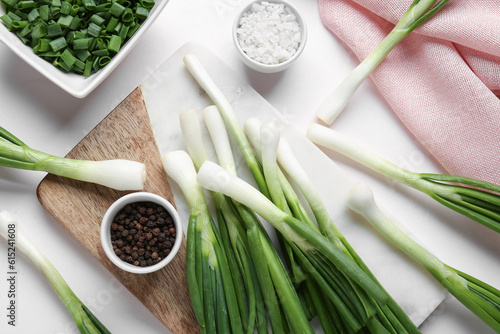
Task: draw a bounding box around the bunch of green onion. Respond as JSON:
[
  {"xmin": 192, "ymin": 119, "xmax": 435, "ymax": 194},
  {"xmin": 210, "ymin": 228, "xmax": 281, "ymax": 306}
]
[
  {"xmin": 307, "ymin": 124, "xmax": 500, "ymax": 234},
  {"xmin": 0, "ymin": 211, "xmax": 111, "ymax": 334},
  {"xmin": 0, "ymin": 0, "xmax": 155, "ymax": 76},
  {"xmin": 0, "ymin": 125, "xmax": 146, "ymax": 190},
  {"xmin": 162, "ymin": 150, "xmax": 244, "ymax": 334},
  {"xmin": 170, "ymin": 106, "xmax": 314, "ymax": 333},
  {"xmin": 346, "ymin": 183, "xmax": 500, "ymax": 332},
  {"xmin": 245, "ymin": 117, "xmax": 421, "ymax": 333},
  {"xmin": 316, "ymin": 0, "xmax": 449, "ymax": 124},
  {"xmin": 182, "ymin": 53, "xmax": 421, "ymax": 333}
]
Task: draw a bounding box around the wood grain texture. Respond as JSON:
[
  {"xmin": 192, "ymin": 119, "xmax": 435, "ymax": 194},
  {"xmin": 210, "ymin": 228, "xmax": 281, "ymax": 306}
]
[{"xmin": 36, "ymin": 87, "xmax": 199, "ymax": 334}]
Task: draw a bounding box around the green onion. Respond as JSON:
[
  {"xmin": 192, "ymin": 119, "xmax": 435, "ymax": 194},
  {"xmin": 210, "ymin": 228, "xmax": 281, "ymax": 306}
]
[
  {"xmin": 86, "ymin": 22, "xmax": 101, "ymax": 37},
  {"xmin": 1, "ymin": 15, "xmax": 14, "ymax": 30},
  {"xmin": 307, "ymin": 123, "xmax": 500, "ymax": 233},
  {"xmin": 27, "ymin": 7, "xmax": 39, "ymax": 21},
  {"xmin": 183, "ymin": 54, "xmax": 270, "ymax": 199},
  {"xmin": 73, "ymin": 37, "xmax": 92, "ymax": 50},
  {"xmin": 109, "ymin": 2, "xmax": 125, "ymax": 17},
  {"xmin": 0, "ymin": 211, "xmax": 111, "ymax": 334},
  {"xmin": 161, "ymin": 150, "xmax": 244, "ymax": 333},
  {"xmin": 60, "ymin": 1, "xmax": 71, "ymax": 15},
  {"xmin": 46, "ymin": 22, "xmax": 62, "ymax": 37},
  {"xmin": 31, "ymin": 22, "xmax": 47, "ymax": 39},
  {"xmin": 92, "ymin": 48, "xmax": 109, "ymax": 56},
  {"xmin": 316, "ymin": 0, "xmax": 449, "ymax": 124},
  {"xmin": 245, "ymin": 118, "xmax": 420, "ymax": 333},
  {"xmin": 108, "ymin": 35, "xmax": 122, "ymax": 52},
  {"xmin": 38, "ymin": 4, "xmax": 49, "ymax": 20},
  {"xmin": 17, "ymin": 0, "xmax": 36, "ymax": 9},
  {"xmin": 183, "ymin": 53, "xmax": 420, "ymax": 332},
  {"xmin": 60, "ymin": 47, "xmax": 76, "ymax": 67},
  {"xmin": 2, "ymin": 0, "xmax": 17, "ymax": 7},
  {"xmin": 49, "ymin": 35, "xmax": 66, "ymax": 51},
  {"xmin": 135, "ymin": 6, "xmax": 148, "ymax": 20},
  {"xmin": 197, "ymin": 161, "xmax": 388, "ymax": 301},
  {"xmin": 11, "ymin": 19, "xmax": 29, "ymax": 29},
  {"xmin": 56, "ymin": 14, "xmax": 73, "ymax": 28},
  {"xmin": 346, "ymin": 182, "xmax": 500, "ymax": 332},
  {"xmin": 277, "ymin": 136, "xmax": 420, "ymax": 333},
  {"xmin": 178, "ymin": 106, "xmax": 313, "ymax": 333},
  {"xmin": 0, "ymin": 0, "xmax": 155, "ymax": 76},
  {"xmin": 81, "ymin": 0, "xmax": 95, "ymax": 10},
  {"xmin": 89, "ymin": 13, "xmax": 105, "ymax": 26},
  {"xmin": 0, "ymin": 126, "xmax": 146, "ymax": 191}
]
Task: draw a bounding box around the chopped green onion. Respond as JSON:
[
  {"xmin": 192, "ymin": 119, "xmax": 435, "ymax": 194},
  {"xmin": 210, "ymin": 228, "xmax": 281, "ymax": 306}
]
[
  {"xmin": 92, "ymin": 48, "xmax": 108, "ymax": 56},
  {"xmin": 34, "ymin": 38, "xmax": 51, "ymax": 52},
  {"xmin": 89, "ymin": 13, "xmax": 105, "ymax": 26},
  {"xmin": 118, "ymin": 24, "xmax": 128, "ymax": 39},
  {"xmin": 1, "ymin": 15, "xmax": 14, "ymax": 29},
  {"xmin": 98, "ymin": 55, "xmax": 110, "ymax": 66},
  {"xmin": 83, "ymin": 59, "xmax": 92, "ymax": 76},
  {"xmin": 0, "ymin": 211, "xmax": 112, "ymax": 334},
  {"xmin": 0, "ymin": 0, "xmax": 155, "ymax": 76},
  {"xmin": 17, "ymin": 0, "xmax": 37, "ymax": 10},
  {"xmin": 69, "ymin": 4, "xmax": 78, "ymax": 16},
  {"xmin": 105, "ymin": 16, "xmax": 118, "ymax": 31},
  {"xmin": 2, "ymin": 0, "xmax": 17, "ymax": 7},
  {"xmin": 81, "ymin": 0, "xmax": 95, "ymax": 10},
  {"xmin": 107, "ymin": 34, "xmax": 121, "ymax": 53},
  {"xmin": 27, "ymin": 8, "xmax": 39, "ymax": 21},
  {"xmin": 121, "ymin": 7, "xmax": 133, "ymax": 24},
  {"xmin": 49, "ymin": 35, "xmax": 67, "ymax": 51},
  {"xmin": 86, "ymin": 22, "xmax": 101, "ymax": 37},
  {"xmin": 60, "ymin": 47, "xmax": 76, "ymax": 67},
  {"xmin": 56, "ymin": 14, "xmax": 73, "ymax": 28},
  {"xmin": 60, "ymin": 1, "xmax": 71, "ymax": 15},
  {"xmin": 135, "ymin": 6, "xmax": 148, "ymax": 20},
  {"xmin": 139, "ymin": 0, "xmax": 154, "ymax": 9},
  {"xmin": 109, "ymin": 2, "xmax": 125, "ymax": 17},
  {"xmin": 46, "ymin": 22, "xmax": 62, "ymax": 37},
  {"xmin": 316, "ymin": 0, "xmax": 450, "ymax": 124},
  {"xmin": 11, "ymin": 19, "xmax": 29, "ymax": 29},
  {"xmin": 0, "ymin": 126, "xmax": 146, "ymax": 191},
  {"xmin": 307, "ymin": 123, "xmax": 500, "ymax": 233},
  {"xmin": 74, "ymin": 48, "xmax": 90, "ymax": 61},
  {"xmin": 31, "ymin": 22, "xmax": 47, "ymax": 39},
  {"xmin": 68, "ymin": 16, "xmax": 81, "ymax": 30},
  {"xmin": 346, "ymin": 182, "xmax": 500, "ymax": 332},
  {"xmin": 72, "ymin": 37, "xmax": 92, "ymax": 50}
]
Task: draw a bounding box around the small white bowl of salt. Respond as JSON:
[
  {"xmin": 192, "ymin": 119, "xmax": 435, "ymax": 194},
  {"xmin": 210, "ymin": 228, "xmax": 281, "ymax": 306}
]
[{"xmin": 233, "ymin": 0, "xmax": 307, "ymax": 73}]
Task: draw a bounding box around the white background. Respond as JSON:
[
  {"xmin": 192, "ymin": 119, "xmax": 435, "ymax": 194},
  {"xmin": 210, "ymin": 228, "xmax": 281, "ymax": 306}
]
[{"xmin": 1, "ymin": 0, "xmax": 499, "ymax": 333}]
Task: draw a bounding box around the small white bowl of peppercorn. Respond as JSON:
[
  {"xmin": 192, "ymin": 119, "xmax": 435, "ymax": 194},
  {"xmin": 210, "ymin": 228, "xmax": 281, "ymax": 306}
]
[{"xmin": 100, "ymin": 192, "xmax": 182, "ymax": 274}]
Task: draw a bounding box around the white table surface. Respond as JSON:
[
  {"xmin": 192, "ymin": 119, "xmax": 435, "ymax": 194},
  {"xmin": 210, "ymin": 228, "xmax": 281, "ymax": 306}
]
[{"xmin": 1, "ymin": 0, "xmax": 499, "ymax": 333}]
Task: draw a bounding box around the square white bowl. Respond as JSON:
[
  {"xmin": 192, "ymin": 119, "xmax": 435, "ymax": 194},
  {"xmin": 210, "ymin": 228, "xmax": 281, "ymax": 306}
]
[{"xmin": 0, "ymin": 0, "xmax": 169, "ymax": 98}]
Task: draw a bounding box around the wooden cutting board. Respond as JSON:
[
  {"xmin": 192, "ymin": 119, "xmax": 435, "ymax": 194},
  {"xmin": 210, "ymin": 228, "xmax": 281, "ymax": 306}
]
[{"xmin": 36, "ymin": 87, "xmax": 198, "ymax": 333}]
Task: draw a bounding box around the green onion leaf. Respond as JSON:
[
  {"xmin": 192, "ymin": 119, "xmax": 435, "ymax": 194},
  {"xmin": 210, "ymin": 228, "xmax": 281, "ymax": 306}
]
[{"xmin": 49, "ymin": 35, "xmax": 66, "ymax": 51}]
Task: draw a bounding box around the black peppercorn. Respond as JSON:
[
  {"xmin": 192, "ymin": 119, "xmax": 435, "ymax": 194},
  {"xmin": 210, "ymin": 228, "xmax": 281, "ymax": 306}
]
[{"xmin": 110, "ymin": 201, "xmax": 176, "ymax": 268}]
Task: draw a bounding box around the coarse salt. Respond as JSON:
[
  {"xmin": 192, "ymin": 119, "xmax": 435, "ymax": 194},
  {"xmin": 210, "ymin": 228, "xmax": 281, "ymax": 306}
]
[{"xmin": 236, "ymin": 1, "xmax": 302, "ymax": 65}]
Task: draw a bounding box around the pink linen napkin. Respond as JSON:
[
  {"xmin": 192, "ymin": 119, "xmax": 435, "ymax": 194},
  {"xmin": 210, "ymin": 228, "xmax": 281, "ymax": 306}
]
[{"xmin": 318, "ymin": 0, "xmax": 500, "ymax": 185}]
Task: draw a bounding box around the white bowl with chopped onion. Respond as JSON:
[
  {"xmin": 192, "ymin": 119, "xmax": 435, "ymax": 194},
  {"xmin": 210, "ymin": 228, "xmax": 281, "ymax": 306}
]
[
  {"xmin": 233, "ymin": 0, "xmax": 307, "ymax": 73},
  {"xmin": 0, "ymin": 0, "xmax": 170, "ymax": 98}
]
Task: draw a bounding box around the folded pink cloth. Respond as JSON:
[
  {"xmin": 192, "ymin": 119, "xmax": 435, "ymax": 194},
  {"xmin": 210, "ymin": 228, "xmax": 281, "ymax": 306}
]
[{"xmin": 318, "ymin": 0, "xmax": 500, "ymax": 185}]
